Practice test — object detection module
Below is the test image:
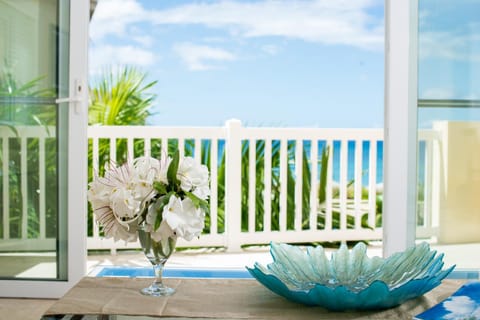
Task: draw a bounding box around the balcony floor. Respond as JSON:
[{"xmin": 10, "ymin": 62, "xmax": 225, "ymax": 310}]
[{"xmin": 86, "ymin": 242, "xmax": 480, "ymax": 276}]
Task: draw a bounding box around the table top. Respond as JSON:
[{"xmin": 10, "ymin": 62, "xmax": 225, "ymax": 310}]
[{"xmin": 42, "ymin": 277, "xmax": 465, "ymax": 319}]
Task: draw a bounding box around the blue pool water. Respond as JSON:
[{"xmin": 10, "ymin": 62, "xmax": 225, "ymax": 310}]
[
  {"xmin": 95, "ymin": 266, "xmax": 253, "ymax": 279},
  {"xmin": 95, "ymin": 266, "xmax": 476, "ymax": 280}
]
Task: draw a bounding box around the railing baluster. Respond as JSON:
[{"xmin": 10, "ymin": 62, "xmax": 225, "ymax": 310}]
[
  {"xmin": 339, "ymin": 140, "xmax": 348, "ymax": 230},
  {"xmin": 309, "ymin": 139, "xmax": 318, "ymax": 230},
  {"xmin": 210, "ymin": 139, "xmax": 218, "ymax": 234},
  {"xmin": 2, "ymin": 137, "xmax": 9, "ymax": 239},
  {"xmin": 144, "ymin": 138, "xmax": 151, "ymax": 157},
  {"xmin": 160, "ymin": 138, "xmax": 168, "ymax": 157},
  {"xmin": 21, "ymin": 136, "xmax": 28, "ymax": 239},
  {"xmin": 354, "ymin": 140, "xmax": 363, "ymax": 230},
  {"xmin": 195, "ymin": 138, "xmax": 202, "ymax": 163},
  {"xmin": 248, "ymin": 139, "xmax": 256, "ymax": 233},
  {"xmin": 325, "ymin": 140, "xmax": 333, "ymax": 230},
  {"xmin": 178, "ymin": 139, "xmax": 185, "ymax": 158},
  {"xmin": 431, "ymin": 135, "xmax": 441, "ymax": 229},
  {"xmin": 39, "ymin": 137, "xmax": 46, "ymax": 239},
  {"xmin": 109, "ymin": 137, "xmax": 117, "ymax": 164},
  {"xmin": 264, "ymin": 139, "xmax": 272, "ymax": 232},
  {"xmin": 279, "ymin": 139, "xmax": 288, "ymax": 232},
  {"xmin": 423, "ymin": 139, "xmax": 433, "ymax": 229},
  {"xmin": 127, "ymin": 137, "xmax": 134, "ymax": 163},
  {"xmin": 92, "ymin": 136, "xmax": 100, "ymax": 240},
  {"xmin": 368, "ymin": 140, "xmax": 377, "ymax": 228},
  {"xmin": 294, "ymin": 139, "xmax": 303, "ymax": 231}
]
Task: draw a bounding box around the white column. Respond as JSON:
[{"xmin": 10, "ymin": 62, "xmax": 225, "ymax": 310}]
[{"xmin": 383, "ymin": 0, "xmax": 418, "ymax": 257}]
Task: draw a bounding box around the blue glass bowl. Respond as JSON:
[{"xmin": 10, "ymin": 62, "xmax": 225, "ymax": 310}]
[{"xmin": 247, "ymin": 242, "xmax": 454, "ymax": 311}]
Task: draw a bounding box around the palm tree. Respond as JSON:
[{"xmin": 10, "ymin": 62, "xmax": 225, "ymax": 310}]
[
  {"xmin": 89, "ymin": 66, "xmax": 157, "ymax": 126},
  {"xmin": 88, "ymin": 66, "xmax": 158, "ymax": 167}
]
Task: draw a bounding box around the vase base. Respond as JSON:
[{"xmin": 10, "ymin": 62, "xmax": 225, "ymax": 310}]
[{"xmin": 140, "ymin": 285, "xmax": 176, "ymax": 297}]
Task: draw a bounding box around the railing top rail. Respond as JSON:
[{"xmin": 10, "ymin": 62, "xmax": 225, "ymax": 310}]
[
  {"xmin": 0, "ymin": 126, "xmax": 55, "ymax": 138},
  {"xmin": 87, "ymin": 124, "xmax": 440, "ymax": 142},
  {"xmin": 88, "ymin": 125, "xmax": 227, "ymax": 139},
  {"xmin": 240, "ymin": 127, "xmax": 384, "ymax": 140}
]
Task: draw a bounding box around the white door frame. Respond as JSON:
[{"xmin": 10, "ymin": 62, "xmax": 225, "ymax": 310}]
[
  {"xmin": 383, "ymin": 0, "xmax": 418, "ymax": 257},
  {"xmin": 0, "ymin": 0, "xmax": 89, "ymax": 298}
]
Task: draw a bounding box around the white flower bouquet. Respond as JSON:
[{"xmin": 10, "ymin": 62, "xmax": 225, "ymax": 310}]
[{"xmin": 87, "ymin": 150, "xmax": 210, "ymax": 244}]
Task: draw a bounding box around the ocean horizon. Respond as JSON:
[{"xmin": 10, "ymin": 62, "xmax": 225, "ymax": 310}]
[{"xmin": 212, "ymin": 140, "xmax": 386, "ymax": 187}]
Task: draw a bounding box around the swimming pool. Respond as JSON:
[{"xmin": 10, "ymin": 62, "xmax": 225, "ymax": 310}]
[
  {"xmin": 93, "ymin": 266, "xmax": 253, "ymax": 279},
  {"xmin": 92, "ymin": 266, "xmax": 477, "ymax": 280}
]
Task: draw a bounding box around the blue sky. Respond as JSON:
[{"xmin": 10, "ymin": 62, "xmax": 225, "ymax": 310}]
[
  {"xmin": 89, "ymin": 0, "xmax": 385, "ymax": 128},
  {"xmin": 89, "ymin": 0, "xmax": 480, "ymax": 128}
]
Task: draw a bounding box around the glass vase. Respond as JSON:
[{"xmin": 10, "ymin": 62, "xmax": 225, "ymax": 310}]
[{"xmin": 138, "ymin": 225, "xmax": 177, "ymax": 296}]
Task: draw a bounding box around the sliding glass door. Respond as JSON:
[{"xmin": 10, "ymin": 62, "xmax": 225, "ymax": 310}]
[
  {"xmin": 416, "ymin": 0, "xmax": 480, "ymax": 270},
  {"xmin": 384, "ymin": 0, "xmax": 480, "ymax": 273},
  {"xmin": 0, "ymin": 0, "xmax": 88, "ymax": 297}
]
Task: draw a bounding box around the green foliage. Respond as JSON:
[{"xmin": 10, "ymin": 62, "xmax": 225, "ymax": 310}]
[
  {"xmin": 0, "ymin": 69, "xmax": 57, "ymax": 240},
  {"xmin": 89, "ymin": 66, "xmax": 157, "ymax": 126},
  {"xmin": 167, "ymin": 150, "xmax": 180, "ymax": 188},
  {"xmin": 0, "ymin": 68, "xmax": 56, "ymax": 127}
]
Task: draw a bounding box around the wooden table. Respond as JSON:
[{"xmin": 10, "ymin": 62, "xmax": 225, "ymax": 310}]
[{"xmin": 42, "ymin": 277, "xmax": 465, "ymax": 319}]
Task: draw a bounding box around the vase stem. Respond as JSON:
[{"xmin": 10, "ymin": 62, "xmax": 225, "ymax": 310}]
[
  {"xmin": 141, "ymin": 261, "xmax": 175, "ymax": 296},
  {"xmin": 152, "ymin": 263, "xmax": 165, "ymax": 287},
  {"xmin": 138, "ymin": 226, "xmax": 177, "ymax": 297}
]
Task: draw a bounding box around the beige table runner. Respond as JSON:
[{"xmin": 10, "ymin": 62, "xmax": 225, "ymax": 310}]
[{"xmin": 44, "ymin": 277, "xmax": 465, "ymax": 319}]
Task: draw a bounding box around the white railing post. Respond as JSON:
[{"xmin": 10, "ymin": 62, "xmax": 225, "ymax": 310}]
[{"xmin": 225, "ymin": 119, "xmax": 242, "ymax": 252}]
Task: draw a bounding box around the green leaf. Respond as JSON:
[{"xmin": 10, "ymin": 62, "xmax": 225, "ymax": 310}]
[
  {"xmin": 167, "ymin": 149, "xmax": 180, "ymax": 187},
  {"xmin": 185, "ymin": 191, "xmax": 210, "ymax": 215},
  {"xmin": 153, "ymin": 181, "xmax": 167, "ymax": 195},
  {"xmin": 154, "ymin": 192, "xmax": 174, "ymax": 231},
  {"xmin": 318, "ymin": 145, "xmax": 330, "ymax": 204}
]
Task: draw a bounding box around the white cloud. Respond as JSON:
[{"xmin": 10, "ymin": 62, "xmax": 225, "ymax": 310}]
[
  {"xmin": 90, "ymin": 0, "xmax": 147, "ymax": 41},
  {"xmin": 149, "ymin": 0, "xmax": 383, "ymax": 50},
  {"xmin": 132, "ymin": 35, "xmax": 154, "ymax": 47},
  {"xmin": 173, "ymin": 43, "xmax": 236, "ymax": 71},
  {"xmin": 89, "ymin": 44, "xmax": 156, "ymax": 75},
  {"xmin": 419, "ymin": 29, "xmax": 480, "ymax": 61},
  {"xmin": 420, "ymin": 87, "xmax": 455, "ymax": 99},
  {"xmin": 261, "ymin": 44, "xmax": 280, "ymax": 55},
  {"xmin": 92, "ymin": 0, "xmax": 384, "ymax": 50}
]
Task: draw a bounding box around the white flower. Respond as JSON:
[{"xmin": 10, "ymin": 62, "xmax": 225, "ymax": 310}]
[
  {"xmin": 145, "ymin": 197, "xmax": 175, "ymax": 241},
  {"xmin": 162, "ymin": 195, "xmax": 205, "ymax": 241},
  {"xmin": 87, "ymin": 153, "xmax": 210, "ymax": 244},
  {"xmin": 88, "ymin": 158, "xmax": 159, "ymax": 241},
  {"xmin": 177, "ymin": 156, "xmax": 210, "ymax": 200},
  {"xmin": 155, "ymin": 155, "xmax": 171, "ymax": 185}
]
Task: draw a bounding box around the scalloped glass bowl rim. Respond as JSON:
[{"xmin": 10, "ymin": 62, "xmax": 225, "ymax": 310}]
[{"xmin": 246, "ymin": 242, "xmax": 455, "ymax": 311}]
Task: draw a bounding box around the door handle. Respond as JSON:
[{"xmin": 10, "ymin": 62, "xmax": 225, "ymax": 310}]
[
  {"xmin": 55, "ymin": 97, "xmax": 82, "ymax": 104},
  {"xmin": 55, "ymin": 79, "xmax": 85, "ymax": 114}
]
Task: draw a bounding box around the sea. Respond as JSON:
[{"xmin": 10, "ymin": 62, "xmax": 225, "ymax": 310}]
[{"xmin": 211, "ymin": 140, "xmax": 427, "ymax": 187}]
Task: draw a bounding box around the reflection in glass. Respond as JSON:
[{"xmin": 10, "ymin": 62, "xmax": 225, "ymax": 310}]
[
  {"xmin": 0, "ymin": 0, "xmax": 68, "ymax": 280},
  {"xmin": 417, "ymin": 0, "xmax": 480, "ymax": 270}
]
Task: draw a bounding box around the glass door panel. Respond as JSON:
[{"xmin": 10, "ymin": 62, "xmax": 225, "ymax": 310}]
[
  {"xmin": 417, "ymin": 0, "xmax": 480, "ymax": 270},
  {"xmin": 0, "ymin": 0, "xmax": 68, "ymax": 280}
]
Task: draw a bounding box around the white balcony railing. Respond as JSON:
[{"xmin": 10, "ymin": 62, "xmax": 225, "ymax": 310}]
[{"xmin": 0, "ymin": 121, "xmax": 440, "ymax": 253}]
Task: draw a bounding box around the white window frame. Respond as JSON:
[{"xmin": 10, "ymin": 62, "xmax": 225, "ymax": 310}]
[
  {"xmin": 383, "ymin": 0, "xmax": 418, "ymax": 257},
  {"xmin": 0, "ymin": 0, "xmax": 89, "ymax": 298}
]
